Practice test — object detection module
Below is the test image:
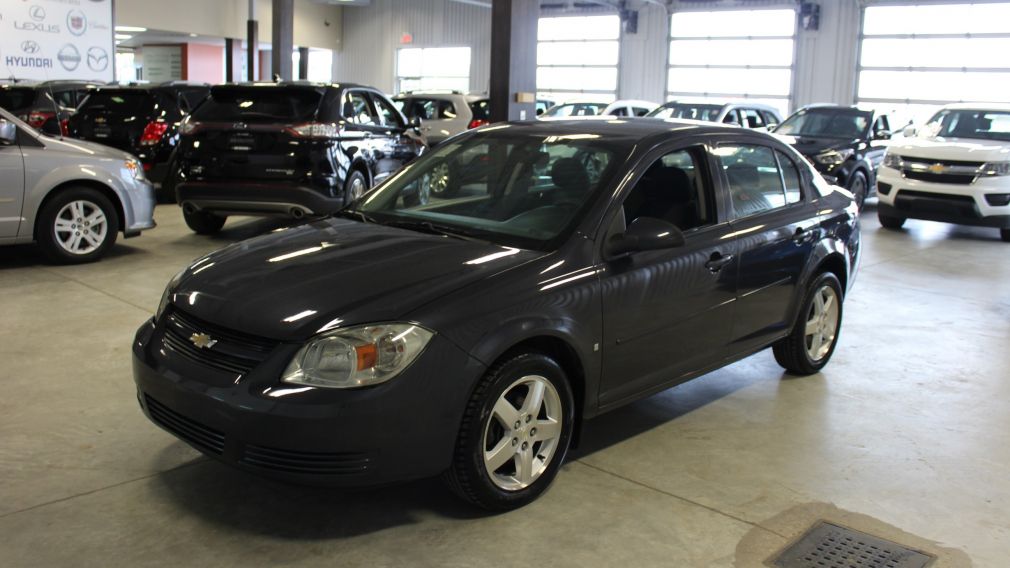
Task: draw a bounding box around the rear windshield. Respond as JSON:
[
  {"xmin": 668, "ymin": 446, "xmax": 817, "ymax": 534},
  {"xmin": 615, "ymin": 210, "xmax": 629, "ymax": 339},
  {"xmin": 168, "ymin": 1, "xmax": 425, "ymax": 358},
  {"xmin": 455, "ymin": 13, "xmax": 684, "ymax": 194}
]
[
  {"xmin": 79, "ymin": 91, "xmax": 154, "ymax": 114},
  {"xmin": 647, "ymin": 104, "xmax": 722, "ymax": 122},
  {"xmin": 192, "ymin": 88, "xmax": 322, "ymax": 122},
  {"xmin": 0, "ymin": 88, "xmax": 38, "ymax": 110},
  {"xmin": 469, "ymin": 99, "xmax": 490, "ymax": 121}
]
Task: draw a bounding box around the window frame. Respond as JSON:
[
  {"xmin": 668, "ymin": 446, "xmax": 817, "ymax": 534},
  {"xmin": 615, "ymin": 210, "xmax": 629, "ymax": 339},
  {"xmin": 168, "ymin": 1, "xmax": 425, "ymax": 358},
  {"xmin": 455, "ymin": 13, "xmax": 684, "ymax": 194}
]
[{"xmin": 713, "ymin": 140, "xmax": 808, "ymax": 221}]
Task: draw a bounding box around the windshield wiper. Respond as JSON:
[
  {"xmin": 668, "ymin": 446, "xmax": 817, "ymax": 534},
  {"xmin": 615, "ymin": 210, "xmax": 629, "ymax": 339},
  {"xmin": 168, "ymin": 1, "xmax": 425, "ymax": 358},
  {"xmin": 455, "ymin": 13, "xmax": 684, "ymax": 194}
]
[
  {"xmin": 381, "ymin": 219, "xmax": 484, "ymax": 241},
  {"xmin": 334, "ymin": 209, "xmax": 378, "ymax": 224}
]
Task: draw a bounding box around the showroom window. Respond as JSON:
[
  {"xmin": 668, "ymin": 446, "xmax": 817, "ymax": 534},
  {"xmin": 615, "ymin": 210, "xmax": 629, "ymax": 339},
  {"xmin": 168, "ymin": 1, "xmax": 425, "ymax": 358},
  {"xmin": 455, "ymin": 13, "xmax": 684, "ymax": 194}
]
[
  {"xmin": 537, "ymin": 15, "xmax": 620, "ymax": 103},
  {"xmin": 858, "ymin": 2, "xmax": 1010, "ymax": 127},
  {"xmin": 396, "ymin": 47, "xmax": 471, "ymax": 93},
  {"xmin": 667, "ymin": 9, "xmax": 796, "ymax": 117}
]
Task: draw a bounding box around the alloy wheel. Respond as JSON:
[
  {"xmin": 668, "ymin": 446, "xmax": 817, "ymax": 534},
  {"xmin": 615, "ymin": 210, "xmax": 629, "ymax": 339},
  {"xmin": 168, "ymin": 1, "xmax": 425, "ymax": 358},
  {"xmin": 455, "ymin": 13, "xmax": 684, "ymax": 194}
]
[
  {"xmin": 804, "ymin": 285, "xmax": 840, "ymax": 362},
  {"xmin": 53, "ymin": 200, "xmax": 108, "ymax": 256},
  {"xmin": 349, "ymin": 176, "xmax": 367, "ymax": 200},
  {"xmin": 482, "ymin": 375, "xmax": 564, "ymax": 491},
  {"xmin": 429, "ymin": 163, "xmax": 450, "ymax": 196}
]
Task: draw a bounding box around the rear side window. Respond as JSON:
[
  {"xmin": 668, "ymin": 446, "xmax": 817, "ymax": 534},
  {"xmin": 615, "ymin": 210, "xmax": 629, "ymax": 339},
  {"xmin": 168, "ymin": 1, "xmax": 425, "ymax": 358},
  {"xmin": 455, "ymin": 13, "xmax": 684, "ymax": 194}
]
[
  {"xmin": 609, "ymin": 107, "xmax": 628, "ymax": 117},
  {"xmin": 78, "ymin": 91, "xmax": 153, "ymax": 114},
  {"xmin": 400, "ymin": 98, "xmax": 455, "ymax": 120},
  {"xmin": 0, "ymin": 88, "xmax": 38, "ymax": 109},
  {"xmin": 742, "ymin": 109, "xmax": 765, "ymax": 129},
  {"xmin": 469, "ymin": 100, "xmax": 490, "ymax": 121},
  {"xmin": 52, "ymin": 90, "xmax": 76, "ymax": 108},
  {"xmin": 191, "ymin": 89, "xmax": 321, "ymax": 122},
  {"xmin": 776, "ymin": 150, "xmax": 803, "ymax": 204},
  {"xmin": 632, "ymin": 107, "xmax": 651, "ymax": 117},
  {"xmin": 371, "ymin": 93, "xmax": 404, "ymax": 128},
  {"xmin": 344, "ymin": 91, "xmax": 378, "ymax": 125},
  {"xmin": 722, "ymin": 110, "xmax": 741, "ymax": 126},
  {"xmin": 717, "ymin": 144, "xmax": 794, "ymax": 218}
]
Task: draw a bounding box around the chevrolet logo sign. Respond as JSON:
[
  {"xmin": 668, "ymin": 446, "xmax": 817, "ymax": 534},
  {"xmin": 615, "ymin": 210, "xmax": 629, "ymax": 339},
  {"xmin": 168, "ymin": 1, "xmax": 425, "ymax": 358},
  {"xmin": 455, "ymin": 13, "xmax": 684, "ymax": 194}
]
[
  {"xmin": 928, "ymin": 163, "xmax": 946, "ymax": 174},
  {"xmin": 189, "ymin": 332, "xmax": 218, "ymax": 349}
]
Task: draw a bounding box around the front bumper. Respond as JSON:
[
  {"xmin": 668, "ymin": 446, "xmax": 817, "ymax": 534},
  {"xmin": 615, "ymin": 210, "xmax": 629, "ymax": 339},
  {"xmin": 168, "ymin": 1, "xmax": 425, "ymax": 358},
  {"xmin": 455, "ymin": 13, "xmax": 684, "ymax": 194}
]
[
  {"xmin": 132, "ymin": 316, "xmax": 484, "ymax": 487},
  {"xmin": 177, "ymin": 181, "xmax": 344, "ymax": 218},
  {"xmin": 121, "ymin": 179, "xmax": 157, "ymax": 237},
  {"xmin": 877, "ymin": 167, "xmax": 1010, "ymax": 228}
]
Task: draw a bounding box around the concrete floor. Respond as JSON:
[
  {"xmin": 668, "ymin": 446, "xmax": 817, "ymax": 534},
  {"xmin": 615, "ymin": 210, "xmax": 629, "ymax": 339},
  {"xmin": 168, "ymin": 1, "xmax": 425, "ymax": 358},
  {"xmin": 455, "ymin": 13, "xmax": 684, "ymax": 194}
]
[{"xmin": 0, "ymin": 202, "xmax": 1006, "ymax": 567}]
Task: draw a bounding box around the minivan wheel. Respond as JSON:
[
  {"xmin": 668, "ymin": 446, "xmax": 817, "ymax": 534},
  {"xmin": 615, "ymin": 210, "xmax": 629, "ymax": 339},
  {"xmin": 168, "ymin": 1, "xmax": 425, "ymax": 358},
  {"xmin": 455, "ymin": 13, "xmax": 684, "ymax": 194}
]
[
  {"xmin": 773, "ymin": 272, "xmax": 843, "ymax": 375},
  {"xmin": 848, "ymin": 171, "xmax": 868, "ymax": 209},
  {"xmin": 1001, "ymin": 228, "xmax": 1010, "ymax": 242},
  {"xmin": 37, "ymin": 187, "xmax": 119, "ymax": 264},
  {"xmin": 345, "ymin": 170, "xmax": 368, "ymax": 203},
  {"xmin": 878, "ymin": 211, "xmax": 906, "ymax": 230},
  {"xmin": 183, "ymin": 209, "xmax": 226, "ymax": 235},
  {"xmin": 444, "ymin": 352, "xmax": 574, "ymax": 510}
]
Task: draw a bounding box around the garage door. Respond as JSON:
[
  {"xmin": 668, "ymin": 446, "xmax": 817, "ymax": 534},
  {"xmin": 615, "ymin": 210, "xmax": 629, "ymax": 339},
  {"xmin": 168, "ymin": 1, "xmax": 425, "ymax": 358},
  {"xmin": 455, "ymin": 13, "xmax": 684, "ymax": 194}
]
[{"xmin": 536, "ymin": 15, "xmax": 620, "ymax": 103}]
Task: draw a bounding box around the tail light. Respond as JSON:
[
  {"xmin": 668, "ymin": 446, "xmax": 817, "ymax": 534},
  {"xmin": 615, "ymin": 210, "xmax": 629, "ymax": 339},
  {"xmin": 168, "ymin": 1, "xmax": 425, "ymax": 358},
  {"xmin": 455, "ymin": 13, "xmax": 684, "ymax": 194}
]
[
  {"xmin": 142, "ymin": 162, "xmax": 153, "ymax": 172},
  {"xmin": 140, "ymin": 121, "xmax": 170, "ymax": 146},
  {"xmin": 27, "ymin": 111, "xmax": 57, "ymax": 129},
  {"xmin": 286, "ymin": 123, "xmax": 339, "ymax": 139},
  {"xmin": 59, "ymin": 118, "xmax": 70, "ymax": 136},
  {"xmin": 468, "ymin": 119, "xmax": 489, "ymax": 129}
]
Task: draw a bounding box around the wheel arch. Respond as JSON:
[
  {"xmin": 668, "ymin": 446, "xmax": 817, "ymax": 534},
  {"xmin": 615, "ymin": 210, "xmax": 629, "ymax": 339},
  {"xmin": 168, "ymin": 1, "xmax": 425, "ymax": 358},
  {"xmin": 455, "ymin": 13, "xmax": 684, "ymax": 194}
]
[{"xmin": 33, "ymin": 180, "xmax": 126, "ymax": 240}]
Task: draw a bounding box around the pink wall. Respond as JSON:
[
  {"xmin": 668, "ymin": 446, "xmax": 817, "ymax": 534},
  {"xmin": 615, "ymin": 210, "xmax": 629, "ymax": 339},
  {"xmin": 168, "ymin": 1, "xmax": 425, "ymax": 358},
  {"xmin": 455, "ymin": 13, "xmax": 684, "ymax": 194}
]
[{"xmin": 185, "ymin": 43, "xmax": 224, "ymax": 83}]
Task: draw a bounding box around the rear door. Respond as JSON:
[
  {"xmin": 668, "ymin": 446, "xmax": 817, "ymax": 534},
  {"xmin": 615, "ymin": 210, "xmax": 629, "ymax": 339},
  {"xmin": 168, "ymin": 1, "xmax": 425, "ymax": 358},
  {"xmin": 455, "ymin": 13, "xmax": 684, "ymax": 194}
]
[
  {"xmin": 0, "ymin": 123, "xmax": 25, "ymax": 238},
  {"xmin": 715, "ymin": 141, "xmax": 818, "ymax": 352}
]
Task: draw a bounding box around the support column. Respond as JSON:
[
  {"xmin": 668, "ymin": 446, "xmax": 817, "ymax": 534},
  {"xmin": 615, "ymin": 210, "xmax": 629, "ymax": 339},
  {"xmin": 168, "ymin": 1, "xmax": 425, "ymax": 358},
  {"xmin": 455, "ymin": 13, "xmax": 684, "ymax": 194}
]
[
  {"xmin": 272, "ymin": 0, "xmax": 295, "ymax": 81},
  {"xmin": 489, "ymin": 0, "xmax": 538, "ymax": 123},
  {"xmin": 246, "ymin": 0, "xmax": 258, "ymax": 81},
  {"xmin": 225, "ymin": 38, "xmax": 244, "ymax": 83},
  {"xmin": 298, "ymin": 46, "xmax": 310, "ymax": 80}
]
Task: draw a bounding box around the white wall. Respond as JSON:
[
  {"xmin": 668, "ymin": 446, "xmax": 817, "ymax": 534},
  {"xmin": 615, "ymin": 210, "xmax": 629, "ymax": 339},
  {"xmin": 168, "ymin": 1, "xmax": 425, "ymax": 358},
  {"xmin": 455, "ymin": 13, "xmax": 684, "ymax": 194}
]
[{"xmin": 115, "ymin": 0, "xmax": 342, "ymax": 51}]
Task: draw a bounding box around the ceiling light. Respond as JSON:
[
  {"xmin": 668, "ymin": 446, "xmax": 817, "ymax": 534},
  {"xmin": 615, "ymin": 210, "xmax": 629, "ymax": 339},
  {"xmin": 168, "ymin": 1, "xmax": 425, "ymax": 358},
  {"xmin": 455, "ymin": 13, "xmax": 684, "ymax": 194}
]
[
  {"xmin": 116, "ymin": 34, "xmax": 132, "ymax": 40},
  {"xmin": 115, "ymin": 26, "xmax": 147, "ymax": 32}
]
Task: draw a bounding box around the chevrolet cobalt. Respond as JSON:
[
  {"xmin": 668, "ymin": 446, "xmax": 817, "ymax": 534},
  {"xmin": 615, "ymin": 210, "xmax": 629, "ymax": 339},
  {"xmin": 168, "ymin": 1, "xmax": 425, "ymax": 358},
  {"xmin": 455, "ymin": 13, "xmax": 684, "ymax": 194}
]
[{"xmin": 133, "ymin": 119, "xmax": 860, "ymax": 510}]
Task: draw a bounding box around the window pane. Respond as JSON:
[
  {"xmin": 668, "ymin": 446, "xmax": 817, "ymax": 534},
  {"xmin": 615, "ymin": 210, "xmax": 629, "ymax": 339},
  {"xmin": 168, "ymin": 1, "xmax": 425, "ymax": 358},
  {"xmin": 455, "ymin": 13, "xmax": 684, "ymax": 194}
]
[
  {"xmin": 397, "ymin": 49, "xmax": 422, "ymax": 77},
  {"xmin": 538, "ymin": 15, "xmax": 619, "ymax": 41},
  {"xmin": 858, "ymin": 70, "xmax": 1010, "ymax": 103},
  {"xmin": 421, "ymin": 47, "xmax": 470, "ymax": 77},
  {"xmin": 669, "ymin": 67, "xmax": 792, "ymax": 97},
  {"xmin": 715, "ymin": 145, "xmax": 785, "ymax": 218},
  {"xmin": 863, "ymin": 3, "xmax": 1010, "ymax": 36},
  {"xmin": 624, "ymin": 148, "xmax": 712, "ymax": 231},
  {"xmin": 861, "ymin": 37, "xmax": 1010, "ymax": 69},
  {"xmin": 538, "ymin": 41, "xmax": 619, "ymax": 66},
  {"xmin": 777, "ymin": 151, "xmax": 802, "ymax": 204},
  {"xmin": 397, "ymin": 47, "xmax": 471, "ymax": 95},
  {"xmin": 670, "ymin": 39, "xmax": 794, "ymax": 66},
  {"xmin": 538, "ymin": 66, "xmax": 618, "ymax": 92},
  {"xmin": 671, "ymin": 9, "xmax": 795, "ymax": 38}
]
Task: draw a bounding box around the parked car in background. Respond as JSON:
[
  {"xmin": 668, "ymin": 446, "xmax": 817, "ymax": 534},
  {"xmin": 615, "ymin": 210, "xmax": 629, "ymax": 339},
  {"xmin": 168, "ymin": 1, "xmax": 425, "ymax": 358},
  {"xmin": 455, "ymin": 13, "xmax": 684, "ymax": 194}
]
[
  {"xmin": 773, "ymin": 104, "xmax": 893, "ymax": 208},
  {"xmin": 394, "ymin": 91, "xmax": 490, "ymax": 145},
  {"xmin": 67, "ymin": 82, "xmax": 210, "ymax": 189},
  {"xmin": 647, "ymin": 101, "xmax": 782, "ymax": 130},
  {"xmin": 541, "ymin": 99, "xmax": 658, "ymax": 118},
  {"xmin": 164, "ymin": 82, "xmax": 425, "ymax": 234},
  {"xmin": 134, "ymin": 119, "xmax": 858, "ymax": 511},
  {"xmin": 0, "ymin": 109, "xmax": 155, "ymax": 263},
  {"xmin": 876, "ymin": 104, "xmax": 1010, "ymax": 242},
  {"xmin": 0, "ymin": 80, "xmax": 101, "ymax": 136},
  {"xmin": 536, "ymin": 99, "xmax": 555, "ymax": 116}
]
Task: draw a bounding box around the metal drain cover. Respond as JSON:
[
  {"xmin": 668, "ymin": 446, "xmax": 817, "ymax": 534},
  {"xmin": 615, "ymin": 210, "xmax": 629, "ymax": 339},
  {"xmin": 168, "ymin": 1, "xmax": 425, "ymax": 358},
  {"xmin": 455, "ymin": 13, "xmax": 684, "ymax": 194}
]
[{"xmin": 772, "ymin": 521, "xmax": 935, "ymax": 568}]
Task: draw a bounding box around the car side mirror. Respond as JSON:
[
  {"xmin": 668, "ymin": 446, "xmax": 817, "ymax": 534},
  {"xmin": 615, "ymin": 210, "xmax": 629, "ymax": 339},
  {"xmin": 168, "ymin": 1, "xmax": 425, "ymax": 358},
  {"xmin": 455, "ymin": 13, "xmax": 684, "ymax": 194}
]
[
  {"xmin": 873, "ymin": 130, "xmax": 892, "ymax": 140},
  {"xmin": 0, "ymin": 119, "xmax": 16, "ymax": 145},
  {"xmin": 902, "ymin": 125, "xmax": 917, "ymax": 137},
  {"xmin": 606, "ymin": 217, "xmax": 685, "ymax": 257}
]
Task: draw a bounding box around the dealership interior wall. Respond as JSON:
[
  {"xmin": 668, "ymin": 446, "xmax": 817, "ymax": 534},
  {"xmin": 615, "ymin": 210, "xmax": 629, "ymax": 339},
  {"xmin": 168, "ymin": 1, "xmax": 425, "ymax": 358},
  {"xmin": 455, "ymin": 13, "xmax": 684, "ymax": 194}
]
[{"xmin": 3, "ymin": 0, "xmax": 1010, "ymax": 567}]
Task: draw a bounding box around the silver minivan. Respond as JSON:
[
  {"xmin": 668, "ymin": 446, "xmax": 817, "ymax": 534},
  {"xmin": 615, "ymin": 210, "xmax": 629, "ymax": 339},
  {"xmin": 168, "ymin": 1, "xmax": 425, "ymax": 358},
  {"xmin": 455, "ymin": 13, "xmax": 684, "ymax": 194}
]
[{"xmin": 0, "ymin": 109, "xmax": 156, "ymax": 263}]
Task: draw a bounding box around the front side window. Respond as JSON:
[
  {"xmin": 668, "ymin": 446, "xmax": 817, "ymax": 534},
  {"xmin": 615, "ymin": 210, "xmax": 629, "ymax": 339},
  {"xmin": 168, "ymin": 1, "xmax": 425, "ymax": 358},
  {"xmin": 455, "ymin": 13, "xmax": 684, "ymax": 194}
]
[
  {"xmin": 344, "ymin": 91, "xmax": 377, "ymax": 125},
  {"xmin": 621, "ymin": 147, "xmax": 713, "ymax": 232},
  {"xmin": 723, "ymin": 110, "xmax": 741, "ymax": 126},
  {"xmin": 717, "ymin": 144, "xmax": 794, "ymax": 218},
  {"xmin": 352, "ymin": 131, "xmax": 628, "ymax": 250},
  {"xmin": 371, "ymin": 94, "xmax": 404, "ymax": 128}
]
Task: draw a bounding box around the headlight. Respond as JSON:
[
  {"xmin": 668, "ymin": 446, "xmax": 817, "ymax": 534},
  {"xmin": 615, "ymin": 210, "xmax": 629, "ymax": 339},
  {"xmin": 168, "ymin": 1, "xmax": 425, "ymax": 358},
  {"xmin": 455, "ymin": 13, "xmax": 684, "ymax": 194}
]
[
  {"xmin": 282, "ymin": 323, "xmax": 434, "ymax": 389},
  {"xmin": 883, "ymin": 153, "xmax": 903, "ymax": 170},
  {"xmin": 156, "ymin": 268, "xmax": 186, "ymax": 320},
  {"xmin": 980, "ymin": 161, "xmax": 1010, "ymax": 177},
  {"xmin": 814, "ymin": 148, "xmax": 854, "ymax": 166},
  {"xmin": 124, "ymin": 158, "xmax": 145, "ymax": 181}
]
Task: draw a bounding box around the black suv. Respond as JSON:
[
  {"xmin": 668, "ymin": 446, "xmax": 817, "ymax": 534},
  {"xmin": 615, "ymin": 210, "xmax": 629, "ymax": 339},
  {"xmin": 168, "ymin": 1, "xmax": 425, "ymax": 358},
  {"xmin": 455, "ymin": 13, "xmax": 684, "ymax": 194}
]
[
  {"xmin": 163, "ymin": 82, "xmax": 425, "ymax": 234},
  {"xmin": 773, "ymin": 104, "xmax": 892, "ymax": 207},
  {"xmin": 67, "ymin": 82, "xmax": 211, "ymax": 187},
  {"xmin": 0, "ymin": 80, "xmax": 101, "ymax": 136}
]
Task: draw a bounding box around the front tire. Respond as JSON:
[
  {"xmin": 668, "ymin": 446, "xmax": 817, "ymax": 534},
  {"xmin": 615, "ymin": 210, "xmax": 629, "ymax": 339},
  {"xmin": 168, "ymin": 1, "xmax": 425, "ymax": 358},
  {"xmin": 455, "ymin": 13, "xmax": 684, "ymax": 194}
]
[
  {"xmin": 773, "ymin": 272, "xmax": 844, "ymax": 375},
  {"xmin": 344, "ymin": 170, "xmax": 368, "ymax": 204},
  {"xmin": 444, "ymin": 352, "xmax": 574, "ymax": 510},
  {"xmin": 848, "ymin": 171, "xmax": 868, "ymax": 210},
  {"xmin": 183, "ymin": 209, "xmax": 226, "ymax": 235},
  {"xmin": 36, "ymin": 187, "xmax": 119, "ymax": 264},
  {"xmin": 878, "ymin": 211, "xmax": 906, "ymax": 230}
]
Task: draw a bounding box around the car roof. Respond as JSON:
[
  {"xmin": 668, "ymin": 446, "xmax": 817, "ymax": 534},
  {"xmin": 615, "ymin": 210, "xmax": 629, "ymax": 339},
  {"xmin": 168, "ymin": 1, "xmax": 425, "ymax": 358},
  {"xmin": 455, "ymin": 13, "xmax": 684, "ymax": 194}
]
[
  {"xmin": 798, "ymin": 103, "xmax": 876, "ymax": 114},
  {"xmin": 939, "ymin": 102, "xmax": 1010, "ymax": 112},
  {"xmin": 724, "ymin": 102, "xmax": 781, "ymax": 113},
  {"xmin": 395, "ymin": 92, "xmax": 487, "ymax": 102},
  {"xmin": 481, "ymin": 117, "xmax": 761, "ymax": 146}
]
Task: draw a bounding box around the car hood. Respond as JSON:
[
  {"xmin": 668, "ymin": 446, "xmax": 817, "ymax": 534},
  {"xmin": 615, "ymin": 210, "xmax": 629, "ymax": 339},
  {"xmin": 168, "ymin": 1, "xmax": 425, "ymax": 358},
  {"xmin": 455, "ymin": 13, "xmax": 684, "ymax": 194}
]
[
  {"xmin": 773, "ymin": 134, "xmax": 859, "ymax": 156},
  {"xmin": 40, "ymin": 134, "xmax": 135, "ymax": 161},
  {"xmin": 887, "ymin": 137, "xmax": 1010, "ymax": 163},
  {"xmin": 169, "ymin": 218, "xmax": 546, "ymax": 342}
]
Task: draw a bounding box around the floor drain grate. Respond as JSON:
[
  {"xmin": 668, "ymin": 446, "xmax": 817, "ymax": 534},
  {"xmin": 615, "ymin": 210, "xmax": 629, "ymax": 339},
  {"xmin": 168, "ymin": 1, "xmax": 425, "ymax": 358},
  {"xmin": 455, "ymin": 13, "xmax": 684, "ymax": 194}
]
[{"xmin": 771, "ymin": 521, "xmax": 935, "ymax": 568}]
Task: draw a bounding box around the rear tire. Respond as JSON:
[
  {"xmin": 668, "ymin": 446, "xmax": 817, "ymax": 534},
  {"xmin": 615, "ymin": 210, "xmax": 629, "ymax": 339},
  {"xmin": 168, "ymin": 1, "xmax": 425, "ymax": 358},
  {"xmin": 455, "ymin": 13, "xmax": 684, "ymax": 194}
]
[
  {"xmin": 878, "ymin": 211, "xmax": 906, "ymax": 230},
  {"xmin": 444, "ymin": 352, "xmax": 574, "ymax": 511},
  {"xmin": 183, "ymin": 209, "xmax": 226, "ymax": 235},
  {"xmin": 344, "ymin": 170, "xmax": 368, "ymax": 204},
  {"xmin": 773, "ymin": 272, "xmax": 844, "ymax": 376},
  {"xmin": 36, "ymin": 187, "xmax": 119, "ymax": 264},
  {"xmin": 1001, "ymin": 228, "xmax": 1010, "ymax": 242}
]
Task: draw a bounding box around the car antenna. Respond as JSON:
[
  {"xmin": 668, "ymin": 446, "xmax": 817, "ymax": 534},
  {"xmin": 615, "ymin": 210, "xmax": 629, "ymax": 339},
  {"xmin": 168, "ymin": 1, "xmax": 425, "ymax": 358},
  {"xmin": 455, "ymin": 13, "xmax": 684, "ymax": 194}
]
[{"xmin": 41, "ymin": 66, "xmax": 65, "ymax": 139}]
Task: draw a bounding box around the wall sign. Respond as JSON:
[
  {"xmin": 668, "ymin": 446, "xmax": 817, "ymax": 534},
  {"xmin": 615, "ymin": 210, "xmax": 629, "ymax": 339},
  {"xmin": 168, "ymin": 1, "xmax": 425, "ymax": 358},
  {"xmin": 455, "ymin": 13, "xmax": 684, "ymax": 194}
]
[{"xmin": 1, "ymin": 0, "xmax": 115, "ymax": 82}]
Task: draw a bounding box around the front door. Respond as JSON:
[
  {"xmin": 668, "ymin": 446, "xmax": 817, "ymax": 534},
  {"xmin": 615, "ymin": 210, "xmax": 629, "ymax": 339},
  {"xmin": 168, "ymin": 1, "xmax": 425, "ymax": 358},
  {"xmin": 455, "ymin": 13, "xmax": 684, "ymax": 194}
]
[
  {"xmin": 599, "ymin": 144, "xmax": 738, "ymax": 407},
  {"xmin": 0, "ymin": 129, "xmax": 25, "ymax": 238}
]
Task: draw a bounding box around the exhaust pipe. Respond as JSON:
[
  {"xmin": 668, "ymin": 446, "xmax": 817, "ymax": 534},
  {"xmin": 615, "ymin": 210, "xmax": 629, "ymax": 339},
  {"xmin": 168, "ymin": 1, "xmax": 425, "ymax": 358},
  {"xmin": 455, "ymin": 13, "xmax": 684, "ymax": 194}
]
[
  {"xmin": 290, "ymin": 207, "xmax": 305, "ymax": 219},
  {"xmin": 182, "ymin": 203, "xmax": 197, "ymax": 215}
]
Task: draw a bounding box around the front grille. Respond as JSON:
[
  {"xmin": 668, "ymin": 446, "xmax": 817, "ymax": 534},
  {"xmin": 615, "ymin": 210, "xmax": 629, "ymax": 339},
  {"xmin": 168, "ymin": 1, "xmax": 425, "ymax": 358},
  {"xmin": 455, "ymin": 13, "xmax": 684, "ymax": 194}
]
[
  {"xmin": 241, "ymin": 444, "xmax": 372, "ymax": 475},
  {"xmin": 903, "ymin": 171, "xmax": 976, "ymax": 185},
  {"xmin": 145, "ymin": 395, "xmax": 225, "ymax": 455},
  {"xmin": 161, "ymin": 307, "xmax": 278, "ymax": 376},
  {"xmin": 898, "ymin": 156, "xmax": 983, "ymax": 186}
]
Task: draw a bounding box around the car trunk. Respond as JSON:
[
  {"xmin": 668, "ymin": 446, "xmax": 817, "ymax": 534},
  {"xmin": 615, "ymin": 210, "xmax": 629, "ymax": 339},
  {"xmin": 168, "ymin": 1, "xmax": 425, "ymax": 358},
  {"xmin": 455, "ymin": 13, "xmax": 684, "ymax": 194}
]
[{"xmin": 71, "ymin": 90, "xmax": 155, "ymax": 152}]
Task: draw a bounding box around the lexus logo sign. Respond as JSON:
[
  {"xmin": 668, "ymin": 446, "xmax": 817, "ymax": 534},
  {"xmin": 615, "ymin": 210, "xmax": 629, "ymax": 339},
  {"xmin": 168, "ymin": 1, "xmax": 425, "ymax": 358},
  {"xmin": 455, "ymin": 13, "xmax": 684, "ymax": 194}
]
[{"xmin": 29, "ymin": 5, "xmax": 46, "ymax": 21}]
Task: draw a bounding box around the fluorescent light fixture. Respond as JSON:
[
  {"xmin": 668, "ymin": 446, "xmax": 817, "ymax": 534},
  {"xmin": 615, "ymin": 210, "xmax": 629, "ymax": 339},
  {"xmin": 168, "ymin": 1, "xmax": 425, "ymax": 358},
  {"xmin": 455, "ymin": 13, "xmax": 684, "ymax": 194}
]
[
  {"xmin": 115, "ymin": 34, "xmax": 133, "ymax": 40},
  {"xmin": 115, "ymin": 26, "xmax": 147, "ymax": 32}
]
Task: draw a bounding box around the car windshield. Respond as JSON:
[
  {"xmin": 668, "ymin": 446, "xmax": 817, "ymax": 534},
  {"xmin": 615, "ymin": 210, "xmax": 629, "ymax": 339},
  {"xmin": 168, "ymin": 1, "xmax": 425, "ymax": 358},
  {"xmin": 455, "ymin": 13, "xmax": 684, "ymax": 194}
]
[
  {"xmin": 647, "ymin": 104, "xmax": 722, "ymax": 122},
  {"xmin": 191, "ymin": 88, "xmax": 322, "ymax": 122},
  {"xmin": 349, "ymin": 129, "xmax": 626, "ymax": 250},
  {"xmin": 0, "ymin": 88, "xmax": 38, "ymax": 110},
  {"xmin": 922, "ymin": 109, "xmax": 1010, "ymax": 142},
  {"xmin": 78, "ymin": 90, "xmax": 153, "ymax": 114},
  {"xmin": 542, "ymin": 103, "xmax": 607, "ymax": 117},
  {"xmin": 774, "ymin": 108, "xmax": 871, "ymax": 139}
]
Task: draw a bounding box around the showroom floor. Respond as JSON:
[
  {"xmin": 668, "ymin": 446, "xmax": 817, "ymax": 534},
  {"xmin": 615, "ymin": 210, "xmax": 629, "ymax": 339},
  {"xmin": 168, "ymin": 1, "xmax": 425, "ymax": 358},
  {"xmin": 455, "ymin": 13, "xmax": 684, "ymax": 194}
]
[{"xmin": 0, "ymin": 203, "xmax": 1006, "ymax": 567}]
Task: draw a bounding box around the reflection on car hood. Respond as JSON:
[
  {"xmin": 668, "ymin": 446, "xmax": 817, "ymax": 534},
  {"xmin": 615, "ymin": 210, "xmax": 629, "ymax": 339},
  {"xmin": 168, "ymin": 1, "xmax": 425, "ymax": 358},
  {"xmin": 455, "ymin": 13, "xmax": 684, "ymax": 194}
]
[
  {"xmin": 772, "ymin": 134, "xmax": 860, "ymax": 156},
  {"xmin": 888, "ymin": 136, "xmax": 1010, "ymax": 163},
  {"xmin": 170, "ymin": 218, "xmax": 546, "ymax": 341},
  {"xmin": 41, "ymin": 135, "xmax": 135, "ymax": 161}
]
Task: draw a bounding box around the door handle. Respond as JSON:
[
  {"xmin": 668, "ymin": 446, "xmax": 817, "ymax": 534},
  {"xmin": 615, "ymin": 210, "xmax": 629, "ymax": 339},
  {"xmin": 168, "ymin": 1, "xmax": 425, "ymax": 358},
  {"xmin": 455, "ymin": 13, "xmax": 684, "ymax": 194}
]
[
  {"xmin": 792, "ymin": 227, "xmax": 815, "ymax": 245},
  {"xmin": 705, "ymin": 252, "xmax": 734, "ymax": 273}
]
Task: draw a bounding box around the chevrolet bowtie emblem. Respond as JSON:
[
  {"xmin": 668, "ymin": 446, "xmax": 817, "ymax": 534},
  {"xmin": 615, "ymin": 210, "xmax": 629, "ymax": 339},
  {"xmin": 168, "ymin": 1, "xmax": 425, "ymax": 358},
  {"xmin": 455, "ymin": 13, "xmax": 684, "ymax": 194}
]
[
  {"xmin": 189, "ymin": 332, "xmax": 218, "ymax": 349},
  {"xmin": 928, "ymin": 163, "xmax": 946, "ymax": 174}
]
